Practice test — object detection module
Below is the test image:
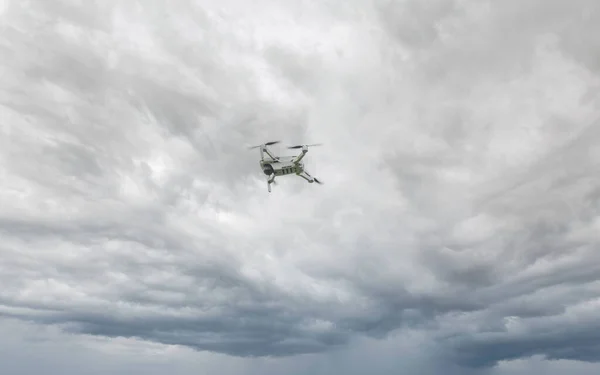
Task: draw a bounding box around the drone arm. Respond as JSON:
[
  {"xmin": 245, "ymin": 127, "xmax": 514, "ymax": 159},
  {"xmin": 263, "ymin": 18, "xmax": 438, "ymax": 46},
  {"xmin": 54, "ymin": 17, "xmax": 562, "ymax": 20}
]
[
  {"xmin": 292, "ymin": 146, "xmax": 308, "ymax": 164},
  {"xmin": 262, "ymin": 147, "xmax": 278, "ymax": 161},
  {"xmin": 298, "ymin": 169, "xmax": 322, "ymax": 184},
  {"xmin": 266, "ymin": 173, "xmax": 275, "ymax": 192},
  {"xmin": 297, "ymin": 172, "xmax": 312, "ymax": 183}
]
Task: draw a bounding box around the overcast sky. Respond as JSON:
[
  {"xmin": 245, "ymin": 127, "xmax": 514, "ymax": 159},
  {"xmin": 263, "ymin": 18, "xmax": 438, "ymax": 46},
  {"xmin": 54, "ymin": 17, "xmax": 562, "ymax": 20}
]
[{"xmin": 1, "ymin": 0, "xmax": 600, "ymax": 374}]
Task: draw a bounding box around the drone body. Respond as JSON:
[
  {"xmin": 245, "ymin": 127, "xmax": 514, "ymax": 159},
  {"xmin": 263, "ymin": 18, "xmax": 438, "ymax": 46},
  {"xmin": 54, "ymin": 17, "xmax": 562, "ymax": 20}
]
[{"xmin": 249, "ymin": 141, "xmax": 323, "ymax": 192}]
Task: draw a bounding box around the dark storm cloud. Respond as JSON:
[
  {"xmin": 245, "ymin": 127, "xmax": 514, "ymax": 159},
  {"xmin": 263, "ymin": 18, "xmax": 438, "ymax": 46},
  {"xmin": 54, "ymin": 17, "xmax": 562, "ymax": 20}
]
[
  {"xmin": 2, "ymin": 0, "xmax": 600, "ymax": 373},
  {"xmin": 453, "ymin": 328, "xmax": 600, "ymax": 368}
]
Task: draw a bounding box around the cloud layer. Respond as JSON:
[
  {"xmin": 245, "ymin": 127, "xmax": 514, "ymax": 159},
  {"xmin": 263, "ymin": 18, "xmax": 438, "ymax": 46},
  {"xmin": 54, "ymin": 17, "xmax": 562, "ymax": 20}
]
[{"xmin": 1, "ymin": 0, "xmax": 600, "ymax": 372}]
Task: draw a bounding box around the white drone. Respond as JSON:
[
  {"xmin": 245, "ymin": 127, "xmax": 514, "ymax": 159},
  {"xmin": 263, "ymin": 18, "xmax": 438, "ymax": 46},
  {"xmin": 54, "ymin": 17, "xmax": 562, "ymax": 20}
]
[{"xmin": 248, "ymin": 141, "xmax": 323, "ymax": 192}]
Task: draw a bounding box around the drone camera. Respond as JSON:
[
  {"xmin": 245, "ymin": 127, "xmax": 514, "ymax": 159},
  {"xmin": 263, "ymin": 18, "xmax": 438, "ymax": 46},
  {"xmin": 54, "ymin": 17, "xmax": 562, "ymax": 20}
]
[{"xmin": 262, "ymin": 164, "xmax": 274, "ymax": 175}]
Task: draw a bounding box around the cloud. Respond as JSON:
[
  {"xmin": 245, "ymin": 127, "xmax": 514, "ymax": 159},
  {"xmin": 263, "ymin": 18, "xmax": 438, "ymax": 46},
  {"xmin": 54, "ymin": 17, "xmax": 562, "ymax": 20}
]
[{"xmin": 1, "ymin": 0, "xmax": 600, "ymax": 373}]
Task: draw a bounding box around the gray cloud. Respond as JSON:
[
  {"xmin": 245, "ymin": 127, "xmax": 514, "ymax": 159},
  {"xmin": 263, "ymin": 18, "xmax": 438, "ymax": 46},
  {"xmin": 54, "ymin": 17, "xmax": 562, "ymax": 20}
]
[{"xmin": 2, "ymin": 0, "xmax": 600, "ymax": 373}]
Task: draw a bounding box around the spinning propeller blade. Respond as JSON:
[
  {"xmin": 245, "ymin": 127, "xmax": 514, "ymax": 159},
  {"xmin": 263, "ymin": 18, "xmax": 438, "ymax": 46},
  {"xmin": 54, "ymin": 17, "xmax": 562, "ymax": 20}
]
[
  {"xmin": 287, "ymin": 143, "xmax": 322, "ymax": 149},
  {"xmin": 314, "ymin": 178, "xmax": 323, "ymax": 184},
  {"xmin": 248, "ymin": 141, "xmax": 280, "ymax": 149}
]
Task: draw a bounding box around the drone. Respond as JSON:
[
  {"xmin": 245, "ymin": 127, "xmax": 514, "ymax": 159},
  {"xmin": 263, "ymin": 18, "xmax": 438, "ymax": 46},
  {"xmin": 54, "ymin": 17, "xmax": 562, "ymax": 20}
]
[{"xmin": 248, "ymin": 141, "xmax": 323, "ymax": 192}]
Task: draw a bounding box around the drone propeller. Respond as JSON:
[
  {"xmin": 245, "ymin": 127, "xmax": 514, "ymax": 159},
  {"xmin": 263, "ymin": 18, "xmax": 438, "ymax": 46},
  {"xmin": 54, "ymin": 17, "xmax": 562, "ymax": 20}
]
[
  {"xmin": 287, "ymin": 143, "xmax": 322, "ymax": 149},
  {"xmin": 314, "ymin": 177, "xmax": 323, "ymax": 184},
  {"xmin": 248, "ymin": 141, "xmax": 280, "ymax": 149}
]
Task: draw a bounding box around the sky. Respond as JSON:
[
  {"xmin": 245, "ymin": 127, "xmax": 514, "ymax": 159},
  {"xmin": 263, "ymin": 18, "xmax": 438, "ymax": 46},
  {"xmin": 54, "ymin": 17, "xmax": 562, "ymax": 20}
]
[{"xmin": 1, "ymin": 0, "xmax": 600, "ymax": 374}]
